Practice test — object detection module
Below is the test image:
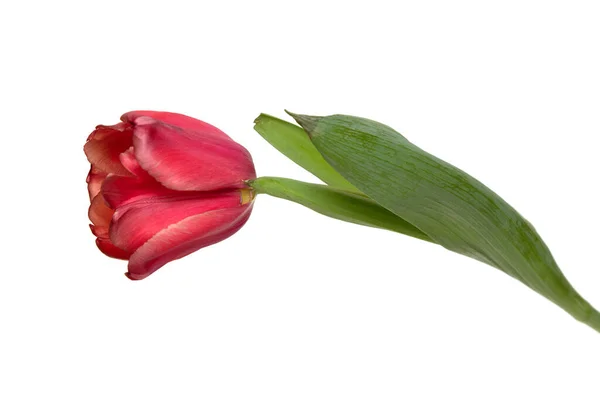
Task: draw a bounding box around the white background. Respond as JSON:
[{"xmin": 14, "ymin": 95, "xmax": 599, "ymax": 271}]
[{"xmin": 1, "ymin": 1, "xmax": 599, "ymax": 399}]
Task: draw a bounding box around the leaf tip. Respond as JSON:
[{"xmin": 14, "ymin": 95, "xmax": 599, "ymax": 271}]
[
  {"xmin": 284, "ymin": 110, "xmax": 320, "ymax": 136},
  {"xmin": 254, "ymin": 113, "xmax": 272, "ymax": 127}
]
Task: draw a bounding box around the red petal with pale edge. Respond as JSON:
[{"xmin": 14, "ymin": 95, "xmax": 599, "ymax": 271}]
[
  {"xmin": 109, "ymin": 191, "xmax": 244, "ymax": 254},
  {"xmin": 122, "ymin": 111, "xmax": 235, "ymax": 143},
  {"xmin": 126, "ymin": 206, "xmax": 252, "ymax": 280},
  {"xmin": 96, "ymin": 238, "xmax": 131, "ymax": 260},
  {"xmin": 130, "ymin": 116, "xmax": 256, "ymax": 191}
]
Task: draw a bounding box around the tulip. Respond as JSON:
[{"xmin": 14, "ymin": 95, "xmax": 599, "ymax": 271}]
[{"xmin": 84, "ymin": 111, "xmax": 256, "ymax": 280}]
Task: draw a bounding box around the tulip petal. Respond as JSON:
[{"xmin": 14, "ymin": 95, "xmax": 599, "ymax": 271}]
[
  {"xmin": 119, "ymin": 146, "xmax": 152, "ymax": 178},
  {"xmin": 84, "ymin": 123, "xmax": 133, "ymax": 176},
  {"xmin": 109, "ymin": 191, "xmax": 245, "ymax": 254},
  {"xmin": 126, "ymin": 206, "xmax": 252, "ymax": 280},
  {"xmin": 130, "ymin": 116, "xmax": 256, "ymax": 191},
  {"xmin": 87, "ymin": 166, "xmax": 107, "ymax": 201},
  {"xmin": 122, "ymin": 111, "xmax": 235, "ymax": 143},
  {"xmin": 101, "ymin": 173, "xmax": 174, "ymax": 210},
  {"xmin": 90, "ymin": 224, "xmax": 109, "ymax": 239},
  {"xmin": 101, "ymin": 146, "xmax": 179, "ymax": 209},
  {"xmin": 88, "ymin": 193, "xmax": 114, "ymax": 228},
  {"xmin": 96, "ymin": 238, "xmax": 131, "ymax": 260}
]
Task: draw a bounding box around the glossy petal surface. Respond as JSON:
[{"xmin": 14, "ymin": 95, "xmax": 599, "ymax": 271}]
[
  {"xmin": 131, "ymin": 116, "xmax": 256, "ymax": 191},
  {"xmin": 110, "ymin": 191, "xmax": 244, "ymax": 254},
  {"xmin": 122, "ymin": 111, "xmax": 234, "ymax": 143},
  {"xmin": 126, "ymin": 206, "xmax": 252, "ymax": 280}
]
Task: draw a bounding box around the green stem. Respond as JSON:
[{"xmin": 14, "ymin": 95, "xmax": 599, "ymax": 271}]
[{"xmin": 248, "ymin": 176, "xmax": 433, "ymax": 243}]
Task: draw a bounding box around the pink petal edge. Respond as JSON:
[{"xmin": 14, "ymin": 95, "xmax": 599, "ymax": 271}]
[
  {"xmin": 109, "ymin": 190, "xmax": 244, "ymax": 254},
  {"xmin": 121, "ymin": 111, "xmax": 235, "ymax": 143}
]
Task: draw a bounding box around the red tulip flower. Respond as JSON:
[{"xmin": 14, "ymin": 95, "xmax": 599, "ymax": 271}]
[{"xmin": 84, "ymin": 111, "xmax": 256, "ymax": 280}]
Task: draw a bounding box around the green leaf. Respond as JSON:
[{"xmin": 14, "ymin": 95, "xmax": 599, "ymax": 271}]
[
  {"xmin": 287, "ymin": 111, "xmax": 600, "ymax": 332},
  {"xmin": 248, "ymin": 176, "xmax": 432, "ymax": 243},
  {"xmin": 254, "ymin": 114, "xmax": 358, "ymax": 192}
]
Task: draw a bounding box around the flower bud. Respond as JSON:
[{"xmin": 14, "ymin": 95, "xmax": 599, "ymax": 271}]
[{"xmin": 84, "ymin": 111, "xmax": 256, "ymax": 280}]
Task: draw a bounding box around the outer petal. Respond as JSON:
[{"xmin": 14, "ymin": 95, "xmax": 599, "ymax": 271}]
[
  {"xmin": 109, "ymin": 191, "xmax": 245, "ymax": 254},
  {"xmin": 122, "ymin": 111, "xmax": 235, "ymax": 143},
  {"xmin": 126, "ymin": 205, "xmax": 253, "ymax": 280},
  {"xmin": 130, "ymin": 116, "xmax": 256, "ymax": 191},
  {"xmin": 84, "ymin": 123, "xmax": 133, "ymax": 176}
]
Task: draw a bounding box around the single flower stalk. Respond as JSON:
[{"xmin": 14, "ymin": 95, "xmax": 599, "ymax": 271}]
[{"xmin": 84, "ymin": 111, "xmax": 256, "ymax": 280}]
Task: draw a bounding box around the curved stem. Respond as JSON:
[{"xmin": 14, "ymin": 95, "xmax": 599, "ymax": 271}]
[{"xmin": 248, "ymin": 176, "xmax": 432, "ymax": 243}]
